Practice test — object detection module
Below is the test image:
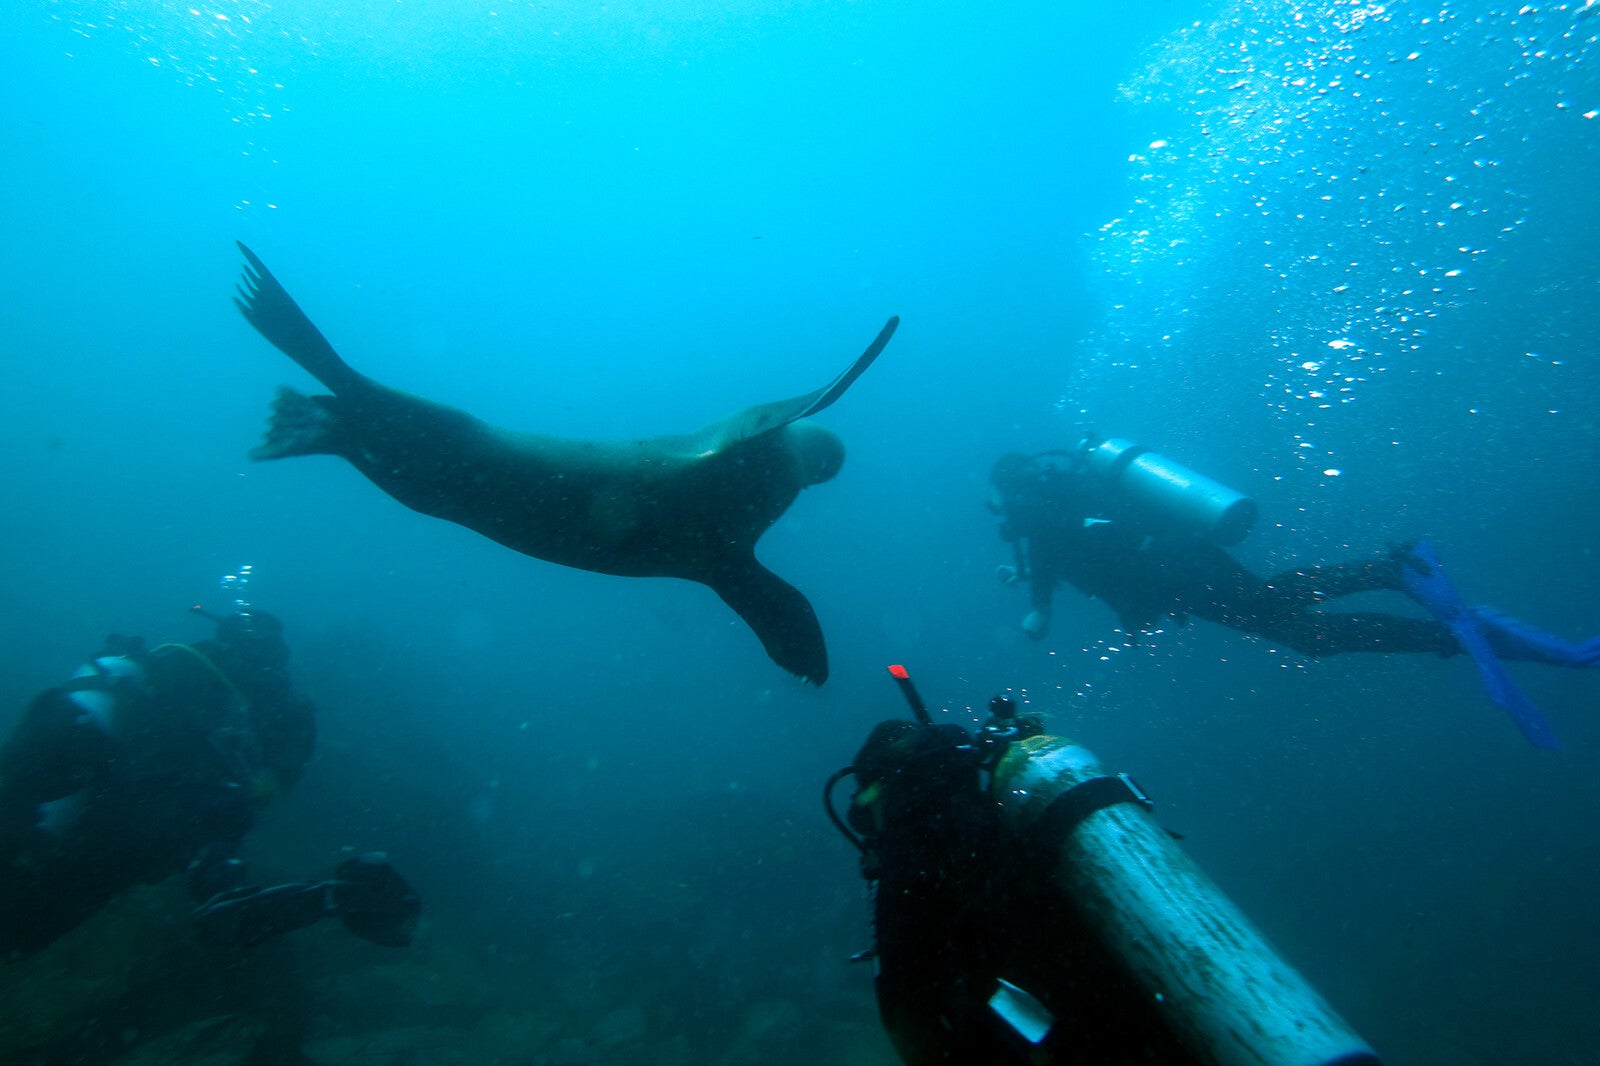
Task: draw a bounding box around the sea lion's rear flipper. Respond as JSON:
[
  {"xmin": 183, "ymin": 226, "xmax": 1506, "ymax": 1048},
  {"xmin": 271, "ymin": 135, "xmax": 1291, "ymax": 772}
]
[
  {"xmin": 251, "ymin": 386, "xmax": 342, "ymax": 461},
  {"xmin": 234, "ymin": 242, "xmax": 365, "ymax": 395},
  {"xmin": 682, "ymin": 317, "xmax": 899, "ymax": 456},
  {"xmin": 708, "ymin": 559, "xmax": 829, "ymax": 686}
]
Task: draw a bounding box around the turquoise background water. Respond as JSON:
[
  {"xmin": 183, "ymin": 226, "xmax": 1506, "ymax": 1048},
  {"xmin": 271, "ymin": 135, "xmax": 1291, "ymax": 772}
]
[{"xmin": 2, "ymin": 1, "xmax": 1597, "ymax": 1062}]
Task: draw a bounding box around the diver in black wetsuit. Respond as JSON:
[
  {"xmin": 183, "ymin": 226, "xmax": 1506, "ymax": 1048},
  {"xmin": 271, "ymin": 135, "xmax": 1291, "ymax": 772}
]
[
  {"xmin": 839, "ymin": 709, "xmax": 1203, "ymax": 1066},
  {"xmin": 988, "ymin": 443, "xmax": 1598, "ymax": 662},
  {"xmin": 828, "ymin": 674, "xmax": 1380, "ymax": 1065},
  {"xmin": 0, "ymin": 609, "xmax": 418, "ymax": 958}
]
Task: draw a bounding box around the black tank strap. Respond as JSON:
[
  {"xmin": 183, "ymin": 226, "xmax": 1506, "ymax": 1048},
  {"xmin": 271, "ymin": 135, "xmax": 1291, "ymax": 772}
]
[{"xmin": 1032, "ymin": 773, "xmax": 1154, "ymax": 844}]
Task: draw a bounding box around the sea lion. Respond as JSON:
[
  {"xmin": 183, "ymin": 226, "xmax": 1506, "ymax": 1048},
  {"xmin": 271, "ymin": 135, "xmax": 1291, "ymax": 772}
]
[{"xmin": 232, "ymin": 243, "xmax": 898, "ymax": 685}]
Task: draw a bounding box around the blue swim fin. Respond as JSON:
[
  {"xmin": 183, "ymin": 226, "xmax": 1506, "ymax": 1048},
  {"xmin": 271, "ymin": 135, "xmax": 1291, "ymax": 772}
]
[
  {"xmin": 1399, "ymin": 542, "xmax": 1561, "ymax": 749},
  {"xmin": 1470, "ymin": 606, "xmax": 1600, "ymax": 668}
]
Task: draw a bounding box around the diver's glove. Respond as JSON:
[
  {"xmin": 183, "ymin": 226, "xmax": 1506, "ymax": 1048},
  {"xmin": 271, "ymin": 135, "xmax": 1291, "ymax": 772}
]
[
  {"xmin": 192, "ymin": 852, "xmax": 419, "ymax": 948},
  {"xmin": 331, "ymin": 852, "xmax": 421, "ymax": 947},
  {"xmin": 997, "ymin": 565, "xmax": 1019, "ymax": 586},
  {"xmin": 1021, "ymin": 610, "xmax": 1049, "ymax": 640}
]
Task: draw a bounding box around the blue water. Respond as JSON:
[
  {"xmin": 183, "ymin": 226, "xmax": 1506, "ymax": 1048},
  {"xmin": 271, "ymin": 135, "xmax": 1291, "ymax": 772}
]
[{"xmin": 2, "ymin": 1, "xmax": 1596, "ymax": 1063}]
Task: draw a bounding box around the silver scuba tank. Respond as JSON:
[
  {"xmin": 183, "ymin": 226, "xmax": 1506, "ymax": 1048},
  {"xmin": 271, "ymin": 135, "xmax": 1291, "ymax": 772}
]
[
  {"xmin": 991, "ymin": 735, "xmax": 1381, "ymax": 1066},
  {"xmin": 66, "ymin": 655, "xmax": 147, "ymax": 739},
  {"xmin": 1080, "ymin": 437, "xmax": 1257, "ymax": 546}
]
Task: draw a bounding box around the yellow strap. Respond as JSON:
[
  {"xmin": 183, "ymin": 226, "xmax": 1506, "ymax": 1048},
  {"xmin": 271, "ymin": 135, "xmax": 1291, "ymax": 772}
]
[{"xmin": 148, "ymin": 643, "xmax": 249, "ymax": 710}]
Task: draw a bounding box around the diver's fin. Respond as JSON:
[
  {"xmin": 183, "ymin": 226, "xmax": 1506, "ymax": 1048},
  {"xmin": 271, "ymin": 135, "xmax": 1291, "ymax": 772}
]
[
  {"xmin": 1400, "ymin": 542, "xmax": 1561, "ymax": 749},
  {"xmin": 1470, "ymin": 606, "xmax": 1600, "ymax": 668},
  {"xmin": 701, "ymin": 317, "xmax": 900, "ymax": 452},
  {"xmin": 1583, "ymin": 634, "xmax": 1600, "ymax": 667},
  {"xmin": 234, "ymin": 242, "xmax": 366, "ymax": 395},
  {"xmin": 708, "ymin": 558, "xmax": 828, "ymax": 685},
  {"xmin": 1465, "ymin": 605, "xmax": 1593, "ymax": 665},
  {"xmin": 249, "ymin": 386, "xmax": 341, "ymax": 461}
]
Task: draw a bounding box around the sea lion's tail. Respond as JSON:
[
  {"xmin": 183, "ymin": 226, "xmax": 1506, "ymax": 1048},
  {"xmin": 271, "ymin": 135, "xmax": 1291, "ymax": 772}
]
[
  {"xmin": 234, "ymin": 242, "xmax": 366, "ymax": 395},
  {"xmin": 250, "ymin": 386, "xmax": 342, "ymax": 461},
  {"xmin": 708, "ymin": 559, "xmax": 829, "ymax": 685}
]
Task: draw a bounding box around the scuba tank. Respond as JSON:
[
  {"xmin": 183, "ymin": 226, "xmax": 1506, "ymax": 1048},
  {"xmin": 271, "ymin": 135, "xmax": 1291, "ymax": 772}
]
[
  {"xmin": 1079, "ymin": 436, "xmax": 1257, "ymax": 546},
  {"xmin": 65, "ymin": 654, "xmax": 149, "ymax": 739},
  {"xmin": 993, "ymin": 735, "xmax": 1379, "ymax": 1066},
  {"xmin": 830, "ymin": 667, "xmax": 1380, "ymax": 1066},
  {"xmin": 61, "ymin": 640, "xmax": 266, "ymax": 797}
]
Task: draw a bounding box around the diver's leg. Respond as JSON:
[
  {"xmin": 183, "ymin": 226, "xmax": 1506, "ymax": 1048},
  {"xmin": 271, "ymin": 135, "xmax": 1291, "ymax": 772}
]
[
  {"xmin": 1185, "ymin": 565, "xmax": 1455, "ymax": 655},
  {"xmin": 1260, "ymin": 556, "xmax": 1403, "ymax": 606},
  {"xmin": 1260, "ymin": 612, "xmax": 1460, "ymax": 657},
  {"xmin": 1217, "ymin": 554, "xmax": 1430, "ymax": 652},
  {"xmin": 1171, "ymin": 547, "xmax": 1318, "ymax": 640}
]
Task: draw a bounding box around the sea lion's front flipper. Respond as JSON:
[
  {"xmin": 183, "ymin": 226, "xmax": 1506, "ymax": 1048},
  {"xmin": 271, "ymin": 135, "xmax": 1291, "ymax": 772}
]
[
  {"xmin": 234, "ymin": 242, "xmax": 365, "ymax": 395},
  {"xmin": 708, "ymin": 559, "xmax": 829, "ymax": 686},
  {"xmin": 782, "ymin": 315, "xmax": 900, "ymax": 421},
  {"xmin": 693, "ymin": 317, "xmax": 900, "ymax": 454}
]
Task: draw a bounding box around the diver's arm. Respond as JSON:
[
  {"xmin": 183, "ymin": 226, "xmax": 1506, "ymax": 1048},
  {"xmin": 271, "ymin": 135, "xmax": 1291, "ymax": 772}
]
[
  {"xmin": 186, "ymin": 835, "xmax": 333, "ymax": 947},
  {"xmin": 191, "ymin": 852, "xmax": 419, "ymax": 949},
  {"xmin": 997, "ymin": 539, "xmax": 1029, "ymax": 586},
  {"xmin": 1022, "ymin": 538, "xmax": 1056, "ymax": 639},
  {"xmin": 186, "ymin": 844, "xmax": 248, "ymax": 902},
  {"xmin": 192, "ymin": 879, "xmax": 337, "ymax": 947}
]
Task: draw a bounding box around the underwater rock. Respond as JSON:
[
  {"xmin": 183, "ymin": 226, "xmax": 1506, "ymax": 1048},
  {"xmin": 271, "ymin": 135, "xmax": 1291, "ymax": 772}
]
[
  {"xmin": 304, "ymin": 1025, "xmax": 469, "ymax": 1065},
  {"xmin": 741, "ymin": 999, "xmax": 804, "ymax": 1042},
  {"xmin": 468, "ymin": 1007, "xmax": 561, "ymax": 1051},
  {"xmin": 107, "ymin": 1015, "xmax": 258, "ymax": 1066}
]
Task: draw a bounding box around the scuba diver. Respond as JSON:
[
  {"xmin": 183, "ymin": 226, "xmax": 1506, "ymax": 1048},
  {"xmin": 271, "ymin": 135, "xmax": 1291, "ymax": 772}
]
[
  {"xmin": 827, "ymin": 666, "xmax": 1381, "ymax": 1066},
  {"xmin": 0, "ymin": 606, "xmax": 419, "ymax": 958},
  {"xmin": 989, "ymin": 435, "xmax": 1599, "ymax": 747}
]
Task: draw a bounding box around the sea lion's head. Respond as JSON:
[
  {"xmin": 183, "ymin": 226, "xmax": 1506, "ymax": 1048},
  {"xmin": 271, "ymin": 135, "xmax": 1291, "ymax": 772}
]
[{"xmin": 786, "ymin": 421, "xmax": 845, "ymax": 486}]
